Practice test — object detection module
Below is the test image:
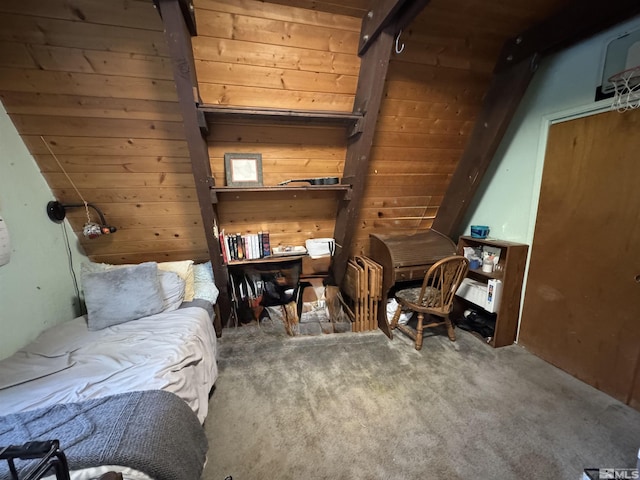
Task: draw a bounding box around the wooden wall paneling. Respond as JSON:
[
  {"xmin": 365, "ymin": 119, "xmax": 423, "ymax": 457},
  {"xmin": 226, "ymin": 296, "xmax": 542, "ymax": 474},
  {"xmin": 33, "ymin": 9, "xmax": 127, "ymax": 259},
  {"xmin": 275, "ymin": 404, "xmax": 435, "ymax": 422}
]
[
  {"xmin": 209, "ymin": 144, "xmax": 346, "ymax": 163},
  {"xmin": 376, "ymin": 116, "xmax": 475, "ymax": 136},
  {"xmin": 43, "ymin": 173, "xmax": 196, "ymax": 189},
  {"xmin": 0, "ymin": 42, "xmax": 174, "ymax": 80},
  {"xmin": 0, "ymin": 92, "xmax": 184, "ymax": 122},
  {"xmin": 431, "ymin": 54, "xmax": 538, "ymax": 237},
  {"xmin": 0, "ymin": 1, "xmax": 210, "ymax": 272},
  {"xmin": 156, "ymin": 0, "xmax": 229, "ymax": 333},
  {"xmin": 108, "ymin": 224, "xmax": 207, "ymax": 243},
  {"xmin": 40, "ymin": 156, "xmax": 194, "ymax": 174},
  {"xmin": 244, "ymin": 0, "xmax": 369, "ymax": 18},
  {"xmin": 193, "ymin": 6, "xmax": 359, "ymax": 52},
  {"xmin": 192, "ymin": 38, "xmax": 361, "ymax": 77},
  {"xmin": 379, "ymin": 97, "xmax": 481, "ymax": 120},
  {"xmin": 195, "ymin": 0, "xmax": 362, "ymax": 31},
  {"xmin": 52, "ymin": 187, "xmax": 198, "ymax": 203},
  {"xmin": 96, "ymin": 249, "xmax": 210, "ymax": 265},
  {"xmin": 192, "ymin": 0, "xmax": 361, "ymax": 111},
  {"xmin": 369, "ymin": 150, "xmax": 460, "ymax": 173},
  {"xmin": 208, "ymin": 121, "xmax": 347, "ymax": 185},
  {"xmin": 0, "ymin": 0, "xmax": 165, "ymax": 31},
  {"xmin": 0, "ymin": 13, "xmax": 169, "ymax": 56},
  {"xmin": 22, "ymin": 136, "xmax": 189, "ymax": 157},
  {"xmin": 195, "ymin": 61, "xmax": 358, "ymax": 95},
  {"xmin": 83, "ymin": 213, "xmax": 203, "ymax": 231},
  {"xmin": 198, "ymin": 84, "xmax": 355, "ymax": 112},
  {"xmin": 10, "ymin": 115, "xmax": 186, "ymax": 140},
  {"xmin": 0, "ymin": 68, "xmax": 179, "ymax": 101},
  {"xmin": 373, "ymin": 130, "xmax": 467, "ymax": 149},
  {"xmin": 65, "ymin": 201, "xmax": 203, "ymax": 217}
]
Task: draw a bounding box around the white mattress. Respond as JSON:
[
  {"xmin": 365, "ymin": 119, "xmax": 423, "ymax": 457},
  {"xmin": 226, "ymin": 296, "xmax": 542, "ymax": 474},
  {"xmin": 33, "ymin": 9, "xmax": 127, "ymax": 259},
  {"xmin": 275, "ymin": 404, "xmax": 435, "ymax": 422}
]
[{"xmin": 0, "ymin": 305, "xmax": 217, "ymax": 423}]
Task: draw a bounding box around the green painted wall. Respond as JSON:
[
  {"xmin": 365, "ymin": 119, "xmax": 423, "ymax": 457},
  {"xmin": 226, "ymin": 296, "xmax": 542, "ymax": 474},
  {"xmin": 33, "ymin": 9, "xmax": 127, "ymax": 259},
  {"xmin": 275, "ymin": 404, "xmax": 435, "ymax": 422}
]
[
  {"xmin": 459, "ymin": 16, "xmax": 640, "ymax": 244},
  {"xmin": 458, "ymin": 16, "xmax": 640, "ymax": 339},
  {"xmin": 0, "ymin": 103, "xmax": 87, "ymax": 360}
]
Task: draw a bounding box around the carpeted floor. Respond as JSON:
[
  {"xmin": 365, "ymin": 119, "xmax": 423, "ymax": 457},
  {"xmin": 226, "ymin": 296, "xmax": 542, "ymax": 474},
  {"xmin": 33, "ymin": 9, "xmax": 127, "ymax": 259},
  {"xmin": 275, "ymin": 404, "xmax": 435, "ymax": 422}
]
[{"xmin": 202, "ymin": 323, "xmax": 640, "ymax": 480}]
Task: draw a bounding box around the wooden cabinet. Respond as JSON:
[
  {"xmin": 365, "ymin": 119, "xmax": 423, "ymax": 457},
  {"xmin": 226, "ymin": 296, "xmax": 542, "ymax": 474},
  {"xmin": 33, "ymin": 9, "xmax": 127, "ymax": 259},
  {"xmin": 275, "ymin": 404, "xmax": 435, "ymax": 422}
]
[{"xmin": 455, "ymin": 236, "xmax": 528, "ymax": 347}]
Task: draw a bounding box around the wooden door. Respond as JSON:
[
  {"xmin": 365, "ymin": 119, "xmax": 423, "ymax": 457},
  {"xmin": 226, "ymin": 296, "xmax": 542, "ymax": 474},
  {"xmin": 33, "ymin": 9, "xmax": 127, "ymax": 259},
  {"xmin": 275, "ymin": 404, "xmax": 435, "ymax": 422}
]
[{"xmin": 518, "ymin": 108, "xmax": 640, "ymax": 408}]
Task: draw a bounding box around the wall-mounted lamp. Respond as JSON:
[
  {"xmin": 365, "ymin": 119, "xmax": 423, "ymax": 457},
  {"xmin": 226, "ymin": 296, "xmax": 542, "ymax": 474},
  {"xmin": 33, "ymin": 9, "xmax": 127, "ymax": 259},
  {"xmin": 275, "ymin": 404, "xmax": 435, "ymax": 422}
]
[{"xmin": 47, "ymin": 201, "xmax": 117, "ymax": 239}]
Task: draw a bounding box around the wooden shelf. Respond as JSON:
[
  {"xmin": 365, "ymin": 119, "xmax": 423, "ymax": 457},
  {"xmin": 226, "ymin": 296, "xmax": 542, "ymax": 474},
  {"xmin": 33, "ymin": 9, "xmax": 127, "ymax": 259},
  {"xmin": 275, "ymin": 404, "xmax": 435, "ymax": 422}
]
[
  {"xmin": 199, "ymin": 104, "xmax": 363, "ymax": 128},
  {"xmin": 226, "ymin": 254, "xmax": 306, "ymax": 266},
  {"xmin": 210, "ymin": 184, "xmax": 352, "ymax": 203},
  {"xmin": 456, "ymin": 236, "xmax": 529, "ymax": 348},
  {"xmin": 467, "ymin": 267, "xmax": 503, "ymax": 281}
]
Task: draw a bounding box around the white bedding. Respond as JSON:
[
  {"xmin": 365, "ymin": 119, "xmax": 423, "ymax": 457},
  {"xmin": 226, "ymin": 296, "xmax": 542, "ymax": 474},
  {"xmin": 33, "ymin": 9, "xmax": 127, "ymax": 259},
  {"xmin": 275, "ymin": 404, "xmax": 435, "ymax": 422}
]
[{"xmin": 0, "ymin": 305, "xmax": 218, "ymax": 424}]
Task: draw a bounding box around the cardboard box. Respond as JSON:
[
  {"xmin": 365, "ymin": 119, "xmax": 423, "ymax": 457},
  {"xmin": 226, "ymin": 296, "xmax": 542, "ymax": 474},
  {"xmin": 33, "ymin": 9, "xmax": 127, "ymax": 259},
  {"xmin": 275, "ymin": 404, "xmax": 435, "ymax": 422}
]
[{"xmin": 302, "ymin": 255, "xmax": 331, "ymax": 275}]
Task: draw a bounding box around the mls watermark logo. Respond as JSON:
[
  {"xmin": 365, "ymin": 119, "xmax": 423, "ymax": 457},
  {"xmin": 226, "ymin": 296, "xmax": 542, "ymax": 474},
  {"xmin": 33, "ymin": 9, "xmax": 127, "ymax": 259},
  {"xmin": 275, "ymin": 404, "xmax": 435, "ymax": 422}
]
[{"xmin": 584, "ymin": 468, "xmax": 640, "ymax": 479}]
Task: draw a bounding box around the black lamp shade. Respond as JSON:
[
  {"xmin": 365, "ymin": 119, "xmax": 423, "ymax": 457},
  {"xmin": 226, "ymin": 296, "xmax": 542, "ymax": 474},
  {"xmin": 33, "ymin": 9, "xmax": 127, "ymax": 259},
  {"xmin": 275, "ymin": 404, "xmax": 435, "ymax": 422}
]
[{"xmin": 47, "ymin": 201, "xmax": 67, "ymax": 223}]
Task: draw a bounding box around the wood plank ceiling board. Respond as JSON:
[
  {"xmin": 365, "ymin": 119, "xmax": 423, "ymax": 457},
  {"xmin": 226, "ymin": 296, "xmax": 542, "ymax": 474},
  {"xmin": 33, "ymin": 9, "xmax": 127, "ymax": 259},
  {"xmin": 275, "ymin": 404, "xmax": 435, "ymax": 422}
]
[
  {"xmin": 247, "ymin": 0, "xmax": 370, "ymax": 17},
  {"xmin": 0, "ymin": 0, "xmax": 206, "ymax": 265},
  {"xmin": 344, "ymin": 0, "xmax": 566, "ymax": 256}
]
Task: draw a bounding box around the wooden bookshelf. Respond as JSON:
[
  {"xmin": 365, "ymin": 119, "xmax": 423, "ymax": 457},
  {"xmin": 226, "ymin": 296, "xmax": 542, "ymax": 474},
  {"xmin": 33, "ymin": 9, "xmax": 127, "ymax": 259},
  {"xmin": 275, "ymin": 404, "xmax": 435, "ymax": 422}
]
[{"xmin": 456, "ymin": 236, "xmax": 528, "ymax": 347}]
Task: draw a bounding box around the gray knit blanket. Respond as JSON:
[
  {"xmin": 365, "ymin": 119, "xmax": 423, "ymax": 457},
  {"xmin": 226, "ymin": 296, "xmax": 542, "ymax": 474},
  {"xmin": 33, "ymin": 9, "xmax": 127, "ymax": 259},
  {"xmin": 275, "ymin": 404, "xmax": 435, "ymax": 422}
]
[{"xmin": 0, "ymin": 390, "xmax": 208, "ymax": 480}]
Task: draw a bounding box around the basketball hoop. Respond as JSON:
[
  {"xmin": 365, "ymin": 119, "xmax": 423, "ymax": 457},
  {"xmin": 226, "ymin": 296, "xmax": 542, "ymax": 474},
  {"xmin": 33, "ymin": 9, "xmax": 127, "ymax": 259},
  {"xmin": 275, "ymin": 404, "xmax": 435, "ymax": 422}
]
[{"xmin": 608, "ymin": 65, "xmax": 640, "ymax": 112}]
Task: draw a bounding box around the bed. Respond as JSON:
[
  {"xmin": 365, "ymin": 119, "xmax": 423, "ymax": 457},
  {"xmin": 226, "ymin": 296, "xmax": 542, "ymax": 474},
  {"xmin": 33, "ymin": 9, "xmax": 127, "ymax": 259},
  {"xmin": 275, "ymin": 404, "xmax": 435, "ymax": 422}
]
[{"xmin": 0, "ymin": 260, "xmax": 219, "ymax": 480}]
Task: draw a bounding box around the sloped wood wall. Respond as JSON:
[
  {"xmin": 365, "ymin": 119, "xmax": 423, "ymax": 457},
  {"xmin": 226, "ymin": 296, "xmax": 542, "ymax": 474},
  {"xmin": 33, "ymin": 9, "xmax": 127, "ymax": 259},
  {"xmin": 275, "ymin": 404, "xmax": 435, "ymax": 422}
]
[
  {"xmin": 0, "ymin": 0, "xmax": 567, "ymax": 265},
  {"xmin": 0, "ymin": 0, "xmax": 206, "ymax": 264},
  {"xmin": 193, "ymin": 0, "xmax": 361, "ymax": 248},
  {"xmin": 192, "ymin": 0, "xmax": 525, "ymax": 255}
]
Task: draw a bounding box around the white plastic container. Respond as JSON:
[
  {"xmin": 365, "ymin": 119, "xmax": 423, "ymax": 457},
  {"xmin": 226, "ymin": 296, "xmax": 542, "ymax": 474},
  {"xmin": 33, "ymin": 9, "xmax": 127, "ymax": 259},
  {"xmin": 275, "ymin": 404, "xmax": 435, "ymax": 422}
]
[
  {"xmin": 482, "ymin": 257, "xmax": 493, "ymax": 273},
  {"xmin": 305, "ymin": 238, "xmax": 335, "ymax": 258}
]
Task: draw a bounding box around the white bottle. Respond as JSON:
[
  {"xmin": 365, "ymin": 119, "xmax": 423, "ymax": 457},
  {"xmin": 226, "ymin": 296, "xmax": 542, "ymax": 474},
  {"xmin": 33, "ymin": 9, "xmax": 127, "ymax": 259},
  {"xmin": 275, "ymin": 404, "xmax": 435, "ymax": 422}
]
[{"xmin": 482, "ymin": 256, "xmax": 493, "ymax": 273}]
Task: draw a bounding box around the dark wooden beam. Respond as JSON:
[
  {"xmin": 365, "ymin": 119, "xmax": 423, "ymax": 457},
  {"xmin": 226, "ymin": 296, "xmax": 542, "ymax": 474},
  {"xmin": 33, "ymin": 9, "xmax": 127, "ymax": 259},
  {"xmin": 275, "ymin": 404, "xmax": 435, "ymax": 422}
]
[
  {"xmin": 155, "ymin": 0, "xmax": 229, "ymax": 335},
  {"xmin": 332, "ymin": 29, "xmax": 395, "ymax": 286},
  {"xmin": 358, "ymin": 0, "xmax": 431, "ymax": 55},
  {"xmin": 431, "ymin": 55, "xmax": 539, "ymax": 237},
  {"xmin": 496, "ymin": 0, "xmax": 640, "ymax": 72},
  {"xmin": 153, "ymin": 0, "xmax": 197, "ymax": 36}
]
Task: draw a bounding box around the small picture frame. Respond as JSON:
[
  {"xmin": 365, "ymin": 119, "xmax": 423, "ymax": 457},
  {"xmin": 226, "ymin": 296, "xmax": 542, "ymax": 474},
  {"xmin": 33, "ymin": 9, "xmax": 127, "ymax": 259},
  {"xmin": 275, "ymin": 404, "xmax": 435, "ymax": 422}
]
[{"xmin": 224, "ymin": 153, "xmax": 263, "ymax": 187}]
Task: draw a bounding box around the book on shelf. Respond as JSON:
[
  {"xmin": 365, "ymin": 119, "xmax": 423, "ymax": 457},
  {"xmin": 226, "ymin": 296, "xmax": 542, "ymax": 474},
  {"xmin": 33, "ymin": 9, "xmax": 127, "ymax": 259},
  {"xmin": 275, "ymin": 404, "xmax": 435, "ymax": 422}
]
[
  {"xmin": 219, "ymin": 231, "xmax": 272, "ymax": 263},
  {"xmin": 236, "ymin": 233, "xmax": 244, "ymax": 260},
  {"xmin": 219, "ymin": 229, "xmax": 229, "ymax": 264},
  {"xmin": 261, "ymin": 231, "xmax": 271, "ymax": 257}
]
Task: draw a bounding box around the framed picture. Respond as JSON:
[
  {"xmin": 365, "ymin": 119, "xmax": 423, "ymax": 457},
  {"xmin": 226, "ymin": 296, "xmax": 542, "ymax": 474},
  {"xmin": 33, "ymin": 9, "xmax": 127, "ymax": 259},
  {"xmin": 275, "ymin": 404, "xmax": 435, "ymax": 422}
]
[{"xmin": 224, "ymin": 153, "xmax": 263, "ymax": 187}]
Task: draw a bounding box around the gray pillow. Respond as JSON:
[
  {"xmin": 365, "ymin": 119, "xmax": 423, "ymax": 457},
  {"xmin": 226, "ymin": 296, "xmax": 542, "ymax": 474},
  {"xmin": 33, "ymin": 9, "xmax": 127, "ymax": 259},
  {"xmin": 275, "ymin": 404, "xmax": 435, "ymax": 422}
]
[
  {"xmin": 159, "ymin": 270, "xmax": 185, "ymax": 312},
  {"xmin": 82, "ymin": 262, "xmax": 164, "ymax": 331}
]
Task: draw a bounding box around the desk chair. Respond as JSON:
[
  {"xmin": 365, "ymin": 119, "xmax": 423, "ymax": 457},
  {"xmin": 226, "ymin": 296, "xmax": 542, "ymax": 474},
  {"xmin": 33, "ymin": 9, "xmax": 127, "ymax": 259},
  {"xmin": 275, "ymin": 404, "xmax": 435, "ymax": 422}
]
[{"xmin": 389, "ymin": 255, "xmax": 469, "ymax": 350}]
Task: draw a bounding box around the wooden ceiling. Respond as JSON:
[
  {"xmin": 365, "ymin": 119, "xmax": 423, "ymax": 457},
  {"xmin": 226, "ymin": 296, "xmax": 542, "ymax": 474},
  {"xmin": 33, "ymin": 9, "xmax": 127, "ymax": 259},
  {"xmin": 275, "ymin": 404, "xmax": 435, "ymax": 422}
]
[{"xmin": 0, "ymin": 0, "xmax": 588, "ymax": 265}]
